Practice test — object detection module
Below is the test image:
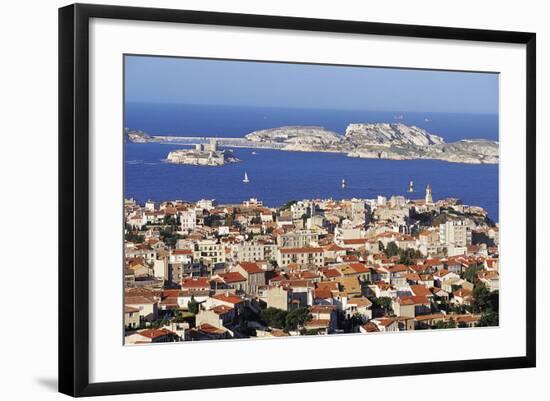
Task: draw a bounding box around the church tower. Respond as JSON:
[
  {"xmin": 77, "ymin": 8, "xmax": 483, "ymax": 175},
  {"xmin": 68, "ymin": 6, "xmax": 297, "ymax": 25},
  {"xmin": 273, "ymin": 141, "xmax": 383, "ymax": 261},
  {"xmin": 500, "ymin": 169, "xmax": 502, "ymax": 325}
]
[{"xmin": 425, "ymin": 184, "xmax": 433, "ymax": 204}]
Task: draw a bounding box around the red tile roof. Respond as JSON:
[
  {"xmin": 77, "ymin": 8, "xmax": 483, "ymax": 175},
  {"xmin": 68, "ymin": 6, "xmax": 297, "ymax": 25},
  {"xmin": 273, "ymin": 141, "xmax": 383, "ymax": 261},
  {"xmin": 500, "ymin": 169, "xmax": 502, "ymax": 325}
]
[
  {"xmin": 210, "ymin": 305, "xmax": 234, "ymax": 315},
  {"xmin": 325, "ymin": 244, "xmax": 347, "ymax": 252},
  {"xmin": 181, "ymin": 277, "xmax": 211, "ymax": 288},
  {"xmin": 137, "ymin": 328, "xmax": 173, "ymax": 339},
  {"xmin": 362, "ymin": 322, "xmax": 379, "ymax": 332},
  {"xmin": 397, "ymin": 295, "xmax": 430, "ymax": 305},
  {"xmin": 314, "ymin": 289, "xmax": 333, "ymax": 299},
  {"xmin": 410, "ymin": 285, "xmax": 432, "ymax": 298},
  {"xmin": 342, "ymin": 238, "xmax": 368, "ymax": 245},
  {"xmin": 125, "ymin": 296, "xmax": 155, "ymax": 305},
  {"xmin": 321, "ymin": 268, "xmax": 341, "ymax": 278},
  {"xmin": 173, "ymin": 249, "xmax": 193, "ymax": 255},
  {"xmin": 212, "ymin": 293, "xmax": 244, "ymax": 305},
  {"xmin": 238, "ymin": 262, "xmax": 264, "ymax": 274},
  {"xmin": 349, "ymin": 263, "xmax": 371, "ymax": 273},
  {"xmin": 219, "ymin": 272, "xmax": 247, "ymax": 283},
  {"xmin": 389, "ymin": 264, "xmax": 409, "ymax": 273},
  {"xmin": 197, "ymin": 323, "xmax": 227, "ymax": 335}
]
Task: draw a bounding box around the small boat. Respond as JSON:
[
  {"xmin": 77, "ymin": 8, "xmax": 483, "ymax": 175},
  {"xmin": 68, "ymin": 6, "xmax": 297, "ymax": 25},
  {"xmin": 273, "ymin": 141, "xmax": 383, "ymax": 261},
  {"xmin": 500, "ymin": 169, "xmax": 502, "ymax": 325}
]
[
  {"xmin": 409, "ymin": 180, "xmax": 414, "ymax": 192},
  {"xmin": 424, "ymin": 118, "xmax": 432, "ymax": 122},
  {"xmin": 243, "ymin": 172, "xmax": 250, "ymax": 183},
  {"xmin": 251, "ymin": 151, "xmax": 257, "ymax": 155}
]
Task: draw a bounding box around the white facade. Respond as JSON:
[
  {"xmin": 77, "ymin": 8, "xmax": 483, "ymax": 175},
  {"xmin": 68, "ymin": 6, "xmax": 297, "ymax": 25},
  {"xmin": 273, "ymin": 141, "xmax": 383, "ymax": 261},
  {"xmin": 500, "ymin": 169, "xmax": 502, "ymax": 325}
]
[
  {"xmin": 439, "ymin": 220, "xmax": 473, "ymax": 247},
  {"xmin": 180, "ymin": 209, "xmax": 196, "ymax": 232}
]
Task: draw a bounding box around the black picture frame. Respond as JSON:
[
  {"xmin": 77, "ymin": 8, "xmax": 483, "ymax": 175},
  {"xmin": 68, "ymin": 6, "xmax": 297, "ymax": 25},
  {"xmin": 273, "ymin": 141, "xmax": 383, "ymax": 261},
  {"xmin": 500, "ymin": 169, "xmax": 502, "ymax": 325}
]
[{"xmin": 59, "ymin": 3, "xmax": 536, "ymax": 397}]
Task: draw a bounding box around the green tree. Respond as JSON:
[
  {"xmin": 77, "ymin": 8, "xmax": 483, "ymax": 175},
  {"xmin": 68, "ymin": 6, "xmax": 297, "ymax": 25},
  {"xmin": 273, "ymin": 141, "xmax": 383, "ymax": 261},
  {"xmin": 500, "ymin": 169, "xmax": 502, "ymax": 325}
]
[
  {"xmin": 160, "ymin": 229, "xmax": 180, "ymax": 248},
  {"xmin": 285, "ymin": 307, "xmax": 311, "ymax": 332},
  {"xmin": 373, "ymin": 297, "xmax": 393, "ymax": 315},
  {"xmin": 433, "ymin": 318, "xmax": 456, "ymax": 329},
  {"xmin": 163, "ymin": 215, "xmax": 176, "ymax": 226},
  {"xmin": 477, "ymin": 310, "xmax": 499, "ymax": 327},
  {"xmin": 204, "ymin": 214, "xmax": 222, "ymax": 227},
  {"xmin": 451, "ymin": 284, "xmax": 462, "ymax": 293},
  {"xmin": 187, "ymin": 295, "xmax": 199, "ymax": 315},
  {"xmin": 384, "ymin": 242, "xmax": 400, "ymax": 257},
  {"xmin": 224, "ymin": 214, "xmax": 235, "ymax": 227},
  {"xmin": 488, "ymin": 290, "xmax": 499, "ymax": 313},
  {"xmin": 125, "ymin": 232, "xmax": 145, "ymax": 243},
  {"xmin": 463, "ymin": 264, "xmax": 484, "ymax": 283},
  {"xmin": 398, "ymin": 248, "xmax": 423, "ymax": 265},
  {"xmin": 301, "ymin": 213, "xmax": 309, "ymax": 227},
  {"xmin": 433, "ymin": 320, "xmax": 448, "ymax": 329},
  {"xmin": 260, "ymin": 307, "xmax": 288, "ymax": 329},
  {"xmin": 472, "ymin": 283, "xmax": 491, "ymax": 313},
  {"xmin": 280, "ymin": 200, "xmax": 298, "ymax": 210}
]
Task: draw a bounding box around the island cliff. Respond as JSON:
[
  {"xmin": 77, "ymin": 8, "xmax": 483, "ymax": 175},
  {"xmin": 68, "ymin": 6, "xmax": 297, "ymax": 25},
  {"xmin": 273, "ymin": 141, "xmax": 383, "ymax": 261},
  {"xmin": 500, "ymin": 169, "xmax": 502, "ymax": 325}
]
[
  {"xmin": 245, "ymin": 123, "xmax": 498, "ymax": 164},
  {"xmin": 126, "ymin": 123, "xmax": 499, "ymax": 165}
]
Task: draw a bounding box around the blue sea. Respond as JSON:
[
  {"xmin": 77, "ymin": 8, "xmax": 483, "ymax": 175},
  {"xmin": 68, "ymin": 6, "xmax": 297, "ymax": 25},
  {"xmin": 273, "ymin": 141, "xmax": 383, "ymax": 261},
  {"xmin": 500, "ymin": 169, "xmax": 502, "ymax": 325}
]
[{"xmin": 124, "ymin": 103, "xmax": 499, "ymax": 221}]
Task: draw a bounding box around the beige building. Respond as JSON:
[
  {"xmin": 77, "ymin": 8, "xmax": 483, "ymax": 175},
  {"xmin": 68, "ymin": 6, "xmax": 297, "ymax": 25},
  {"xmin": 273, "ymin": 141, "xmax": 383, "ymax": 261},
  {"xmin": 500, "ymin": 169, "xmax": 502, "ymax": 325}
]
[
  {"xmin": 265, "ymin": 286, "xmax": 292, "ymax": 311},
  {"xmin": 124, "ymin": 305, "xmax": 140, "ymax": 329},
  {"xmin": 195, "ymin": 239, "xmax": 226, "ymax": 265},
  {"xmin": 195, "ymin": 305, "xmax": 235, "ymax": 329},
  {"xmin": 124, "ymin": 295, "xmax": 158, "ymax": 322},
  {"xmin": 277, "ymin": 230, "xmax": 319, "ymax": 248},
  {"xmin": 235, "ymin": 242, "xmax": 277, "ymax": 262},
  {"xmin": 277, "ymin": 247, "xmax": 324, "ymax": 268}
]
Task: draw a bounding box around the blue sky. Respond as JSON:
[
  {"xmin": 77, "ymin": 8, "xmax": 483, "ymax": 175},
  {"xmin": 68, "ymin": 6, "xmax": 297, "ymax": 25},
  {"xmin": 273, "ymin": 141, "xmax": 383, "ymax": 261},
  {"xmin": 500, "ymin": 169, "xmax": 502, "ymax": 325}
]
[{"xmin": 124, "ymin": 55, "xmax": 499, "ymax": 114}]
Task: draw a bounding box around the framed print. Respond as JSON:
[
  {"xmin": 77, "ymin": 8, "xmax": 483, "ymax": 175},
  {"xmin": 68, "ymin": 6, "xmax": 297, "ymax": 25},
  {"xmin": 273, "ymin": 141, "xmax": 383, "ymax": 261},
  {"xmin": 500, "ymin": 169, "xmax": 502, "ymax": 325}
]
[{"xmin": 58, "ymin": 3, "xmax": 536, "ymax": 397}]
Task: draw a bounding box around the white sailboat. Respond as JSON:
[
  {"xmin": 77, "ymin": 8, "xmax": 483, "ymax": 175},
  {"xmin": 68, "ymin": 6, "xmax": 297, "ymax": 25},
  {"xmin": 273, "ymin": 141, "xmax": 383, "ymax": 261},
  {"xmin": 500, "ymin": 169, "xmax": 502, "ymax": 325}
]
[{"xmin": 243, "ymin": 172, "xmax": 250, "ymax": 183}]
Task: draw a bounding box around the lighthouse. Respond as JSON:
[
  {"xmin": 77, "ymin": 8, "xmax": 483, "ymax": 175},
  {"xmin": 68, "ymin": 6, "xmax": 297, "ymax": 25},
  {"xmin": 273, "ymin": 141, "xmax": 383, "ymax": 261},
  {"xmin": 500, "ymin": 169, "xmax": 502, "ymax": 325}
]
[
  {"xmin": 425, "ymin": 184, "xmax": 433, "ymax": 204},
  {"xmin": 341, "ymin": 178, "xmax": 346, "ymax": 189},
  {"xmin": 409, "ymin": 180, "xmax": 414, "ymax": 193}
]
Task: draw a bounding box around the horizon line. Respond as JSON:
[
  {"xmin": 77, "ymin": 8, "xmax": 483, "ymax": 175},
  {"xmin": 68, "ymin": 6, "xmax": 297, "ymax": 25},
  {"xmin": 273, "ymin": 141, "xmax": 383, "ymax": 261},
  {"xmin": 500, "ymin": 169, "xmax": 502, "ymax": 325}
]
[{"xmin": 124, "ymin": 101, "xmax": 499, "ymax": 116}]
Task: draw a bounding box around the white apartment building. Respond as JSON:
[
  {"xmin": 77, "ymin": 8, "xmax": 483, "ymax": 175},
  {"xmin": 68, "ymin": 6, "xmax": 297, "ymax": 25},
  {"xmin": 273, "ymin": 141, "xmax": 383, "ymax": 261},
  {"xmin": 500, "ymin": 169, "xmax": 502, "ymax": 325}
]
[
  {"xmin": 439, "ymin": 220, "xmax": 473, "ymax": 247},
  {"xmin": 195, "ymin": 239, "xmax": 226, "ymax": 265},
  {"xmin": 180, "ymin": 209, "xmax": 196, "ymax": 232},
  {"xmin": 277, "ymin": 229, "xmax": 319, "ymax": 248}
]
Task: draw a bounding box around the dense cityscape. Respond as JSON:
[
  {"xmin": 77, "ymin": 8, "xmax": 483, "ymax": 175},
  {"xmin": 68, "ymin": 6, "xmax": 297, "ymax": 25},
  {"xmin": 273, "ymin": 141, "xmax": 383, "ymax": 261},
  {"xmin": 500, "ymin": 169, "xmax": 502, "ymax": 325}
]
[{"xmin": 123, "ymin": 185, "xmax": 499, "ymax": 344}]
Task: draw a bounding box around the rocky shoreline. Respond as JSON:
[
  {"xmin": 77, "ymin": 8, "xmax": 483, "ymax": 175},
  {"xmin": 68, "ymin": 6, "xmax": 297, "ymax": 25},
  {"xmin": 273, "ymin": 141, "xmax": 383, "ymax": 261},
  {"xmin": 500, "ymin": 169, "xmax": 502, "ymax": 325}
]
[{"xmin": 125, "ymin": 123, "xmax": 499, "ymax": 165}]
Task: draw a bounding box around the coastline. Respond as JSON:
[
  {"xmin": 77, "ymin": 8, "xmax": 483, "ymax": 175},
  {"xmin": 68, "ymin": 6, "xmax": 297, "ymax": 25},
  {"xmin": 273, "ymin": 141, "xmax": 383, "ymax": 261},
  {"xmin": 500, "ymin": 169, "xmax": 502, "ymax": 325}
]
[{"xmin": 136, "ymin": 135, "xmax": 498, "ymax": 165}]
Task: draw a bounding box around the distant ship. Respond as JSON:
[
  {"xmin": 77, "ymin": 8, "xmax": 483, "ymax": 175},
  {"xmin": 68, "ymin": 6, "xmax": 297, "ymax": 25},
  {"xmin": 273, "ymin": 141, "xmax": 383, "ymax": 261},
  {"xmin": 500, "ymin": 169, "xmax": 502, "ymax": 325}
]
[
  {"xmin": 243, "ymin": 172, "xmax": 250, "ymax": 183},
  {"xmin": 393, "ymin": 114, "xmax": 404, "ymax": 120},
  {"xmin": 251, "ymin": 151, "xmax": 257, "ymax": 155},
  {"xmin": 424, "ymin": 118, "xmax": 432, "ymax": 122},
  {"xmin": 341, "ymin": 178, "xmax": 346, "ymax": 189},
  {"xmin": 409, "ymin": 180, "xmax": 414, "ymax": 192}
]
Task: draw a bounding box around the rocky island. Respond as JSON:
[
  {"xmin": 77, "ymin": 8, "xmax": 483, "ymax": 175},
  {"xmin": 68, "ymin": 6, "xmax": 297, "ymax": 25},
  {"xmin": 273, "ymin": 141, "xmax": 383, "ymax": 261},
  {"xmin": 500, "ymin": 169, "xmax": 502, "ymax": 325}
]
[
  {"xmin": 246, "ymin": 123, "xmax": 498, "ymax": 164},
  {"xmin": 126, "ymin": 123, "xmax": 499, "ymax": 165},
  {"xmin": 125, "ymin": 128, "xmax": 156, "ymax": 143},
  {"xmin": 166, "ymin": 139, "xmax": 240, "ymax": 166}
]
